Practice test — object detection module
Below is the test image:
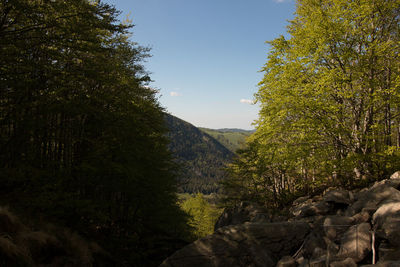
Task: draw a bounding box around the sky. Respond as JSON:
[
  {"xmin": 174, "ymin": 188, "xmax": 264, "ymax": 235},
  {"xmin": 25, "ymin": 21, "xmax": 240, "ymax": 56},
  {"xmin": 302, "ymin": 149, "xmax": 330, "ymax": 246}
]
[{"xmin": 104, "ymin": 0, "xmax": 296, "ymax": 130}]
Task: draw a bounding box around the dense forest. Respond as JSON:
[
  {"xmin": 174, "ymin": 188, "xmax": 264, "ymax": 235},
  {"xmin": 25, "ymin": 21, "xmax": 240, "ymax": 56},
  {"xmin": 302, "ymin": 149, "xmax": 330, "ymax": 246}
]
[
  {"xmin": 165, "ymin": 114, "xmax": 234, "ymax": 193},
  {"xmin": 0, "ymin": 1, "xmax": 191, "ymax": 265},
  {"xmin": 223, "ymin": 0, "xmax": 400, "ymax": 209}
]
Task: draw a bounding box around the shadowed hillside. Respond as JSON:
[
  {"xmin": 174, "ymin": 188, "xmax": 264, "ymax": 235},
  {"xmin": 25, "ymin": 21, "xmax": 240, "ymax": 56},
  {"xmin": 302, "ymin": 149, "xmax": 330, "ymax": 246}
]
[{"xmin": 165, "ymin": 114, "xmax": 234, "ymax": 194}]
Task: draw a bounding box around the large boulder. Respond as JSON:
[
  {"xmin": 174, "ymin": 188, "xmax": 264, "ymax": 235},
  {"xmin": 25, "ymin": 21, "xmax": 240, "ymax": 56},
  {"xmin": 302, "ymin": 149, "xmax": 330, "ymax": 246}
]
[
  {"xmin": 159, "ymin": 234, "xmax": 274, "ymax": 267},
  {"xmin": 160, "ymin": 222, "xmax": 311, "ymax": 267},
  {"xmin": 379, "ymin": 241, "xmax": 400, "ymax": 261},
  {"xmin": 214, "ymin": 202, "xmax": 271, "ymax": 231},
  {"xmin": 323, "ymin": 215, "xmax": 354, "ymax": 241},
  {"xmin": 329, "ymin": 257, "xmax": 357, "ymax": 267},
  {"xmin": 290, "ymin": 200, "xmax": 331, "ymax": 219},
  {"xmin": 336, "ymin": 223, "xmax": 371, "ymax": 262},
  {"xmin": 216, "ymin": 222, "xmax": 311, "ymax": 258},
  {"xmin": 361, "ymin": 261, "xmax": 400, "ymax": 267},
  {"xmin": 368, "ymin": 171, "xmax": 400, "ymax": 191},
  {"xmin": 276, "ymin": 255, "xmax": 296, "ymax": 267},
  {"xmin": 323, "ymin": 189, "xmax": 353, "ymax": 206},
  {"xmin": 373, "ymin": 202, "xmax": 400, "ymax": 246},
  {"xmin": 346, "ymin": 185, "xmax": 400, "ymax": 216},
  {"xmin": 301, "ymin": 231, "xmax": 327, "ymax": 258}
]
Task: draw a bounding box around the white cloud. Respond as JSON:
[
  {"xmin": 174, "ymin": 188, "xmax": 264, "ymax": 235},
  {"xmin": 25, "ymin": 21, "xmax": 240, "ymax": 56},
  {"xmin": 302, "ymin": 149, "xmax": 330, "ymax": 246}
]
[
  {"xmin": 240, "ymin": 99, "xmax": 254, "ymax": 104},
  {"xmin": 170, "ymin": 91, "xmax": 182, "ymax": 97}
]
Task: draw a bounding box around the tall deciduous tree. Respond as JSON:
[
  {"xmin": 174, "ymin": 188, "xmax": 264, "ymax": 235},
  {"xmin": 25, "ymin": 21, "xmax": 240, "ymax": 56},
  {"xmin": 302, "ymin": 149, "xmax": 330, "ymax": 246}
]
[
  {"xmin": 0, "ymin": 0, "xmax": 190, "ymax": 265},
  {"xmin": 224, "ymin": 0, "xmax": 400, "ymax": 208}
]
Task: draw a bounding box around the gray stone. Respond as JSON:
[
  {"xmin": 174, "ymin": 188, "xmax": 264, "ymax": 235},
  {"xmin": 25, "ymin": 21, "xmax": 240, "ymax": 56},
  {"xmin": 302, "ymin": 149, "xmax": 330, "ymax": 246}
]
[
  {"xmin": 291, "ymin": 201, "xmax": 331, "ymax": 218},
  {"xmin": 161, "ymin": 222, "xmax": 311, "ymax": 267},
  {"xmin": 302, "ymin": 232, "xmax": 326, "ymax": 258},
  {"xmin": 351, "ymin": 211, "xmax": 370, "ymax": 224},
  {"xmin": 276, "ymin": 255, "xmax": 296, "ymax": 267},
  {"xmin": 346, "ymin": 185, "xmax": 400, "ymax": 216},
  {"xmin": 390, "ymin": 171, "xmax": 400, "ymax": 180},
  {"xmin": 309, "ymin": 255, "xmax": 326, "ymax": 267},
  {"xmin": 214, "ymin": 202, "xmax": 271, "ymax": 231},
  {"xmin": 371, "ymin": 176, "xmax": 400, "ymax": 190},
  {"xmin": 160, "ymin": 234, "xmax": 274, "ymax": 267},
  {"xmin": 336, "ymin": 223, "xmax": 371, "ymax": 262},
  {"xmin": 324, "ymin": 236, "xmax": 339, "ymax": 258},
  {"xmin": 217, "ymin": 222, "xmax": 311, "ymax": 258},
  {"xmin": 296, "ymin": 256, "xmax": 310, "ymax": 267},
  {"xmin": 329, "ymin": 257, "xmax": 357, "ymax": 267},
  {"xmin": 379, "ymin": 241, "xmax": 400, "ymax": 261},
  {"xmin": 311, "ymin": 247, "xmax": 326, "ymax": 259},
  {"xmin": 323, "ymin": 189, "xmax": 353, "ymax": 205},
  {"xmin": 373, "ymin": 202, "xmax": 400, "ymax": 246},
  {"xmin": 293, "ymin": 196, "xmax": 311, "ymax": 206},
  {"xmin": 323, "ymin": 216, "xmax": 354, "ymax": 241},
  {"xmin": 361, "ymin": 261, "xmax": 400, "ymax": 267}
]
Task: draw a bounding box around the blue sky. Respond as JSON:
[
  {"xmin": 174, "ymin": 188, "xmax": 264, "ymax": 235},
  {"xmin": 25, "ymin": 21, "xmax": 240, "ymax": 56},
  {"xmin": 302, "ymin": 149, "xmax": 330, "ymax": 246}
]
[{"xmin": 104, "ymin": 0, "xmax": 296, "ymax": 130}]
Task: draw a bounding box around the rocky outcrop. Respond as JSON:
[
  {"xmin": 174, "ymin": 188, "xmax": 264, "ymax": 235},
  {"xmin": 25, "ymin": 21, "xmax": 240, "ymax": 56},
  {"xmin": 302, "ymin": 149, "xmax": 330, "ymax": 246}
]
[
  {"xmin": 214, "ymin": 201, "xmax": 272, "ymax": 231},
  {"xmin": 161, "ymin": 172, "xmax": 400, "ymax": 266},
  {"xmin": 161, "ymin": 222, "xmax": 310, "ymax": 267}
]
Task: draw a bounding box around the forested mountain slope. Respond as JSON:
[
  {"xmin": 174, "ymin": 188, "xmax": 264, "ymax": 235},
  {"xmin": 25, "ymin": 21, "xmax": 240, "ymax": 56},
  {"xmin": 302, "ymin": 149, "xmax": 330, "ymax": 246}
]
[{"xmin": 165, "ymin": 114, "xmax": 234, "ymax": 193}]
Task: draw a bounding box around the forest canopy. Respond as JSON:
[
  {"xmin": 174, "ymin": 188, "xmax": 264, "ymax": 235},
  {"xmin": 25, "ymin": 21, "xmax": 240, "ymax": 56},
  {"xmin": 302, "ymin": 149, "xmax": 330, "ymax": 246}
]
[
  {"xmin": 0, "ymin": 0, "xmax": 190, "ymax": 265},
  {"xmin": 223, "ymin": 0, "xmax": 400, "ymax": 208}
]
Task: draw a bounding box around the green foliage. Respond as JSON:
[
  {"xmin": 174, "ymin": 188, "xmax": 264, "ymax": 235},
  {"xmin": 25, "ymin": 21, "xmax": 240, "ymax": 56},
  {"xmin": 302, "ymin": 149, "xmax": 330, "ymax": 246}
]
[
  {"xmin": 0, "ymin": 1, "xmax": 190, "ymax": 265},
  {"xmin": 199, "ymin": 128, "xmax": 252, "ymax": 153},
  {"xmin": 179, "ymin": 193, "xmax": 223, "ymax": 239},
  {"xmin": 223, "ymin": 0, "xmax": 400, "ymax": 209},
  {"xmin": 165, "ymin": 114, "xmax": 234, "ymax": 194}
]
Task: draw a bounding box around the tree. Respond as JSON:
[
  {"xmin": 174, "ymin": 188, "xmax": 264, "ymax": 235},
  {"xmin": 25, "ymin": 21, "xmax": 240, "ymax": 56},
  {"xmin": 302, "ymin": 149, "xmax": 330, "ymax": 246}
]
[
  {"xmin": 0, "ymin": 0, "xmax": 190, "ymax": 265},
  {"xmin": 223, "ymin": 0, "xmax": 400, "ymax": 207},
  {"xmin": 180, "ymin": 193, "xmax": 222, "ymax": 239}
]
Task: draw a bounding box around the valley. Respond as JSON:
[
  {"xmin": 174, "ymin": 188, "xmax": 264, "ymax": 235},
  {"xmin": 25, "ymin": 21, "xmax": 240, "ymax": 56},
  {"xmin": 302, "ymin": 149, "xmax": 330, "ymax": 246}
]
[{"xmin": 165, "ymin": 113, "xmax": 250, "ymax": 194}]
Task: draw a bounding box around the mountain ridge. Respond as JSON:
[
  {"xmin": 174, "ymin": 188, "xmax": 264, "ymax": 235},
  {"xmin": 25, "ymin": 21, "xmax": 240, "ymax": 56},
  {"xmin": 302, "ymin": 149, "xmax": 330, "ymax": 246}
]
[{"xmin": 164, "ymin": 114, "xmax": 235, "ymax": 193}]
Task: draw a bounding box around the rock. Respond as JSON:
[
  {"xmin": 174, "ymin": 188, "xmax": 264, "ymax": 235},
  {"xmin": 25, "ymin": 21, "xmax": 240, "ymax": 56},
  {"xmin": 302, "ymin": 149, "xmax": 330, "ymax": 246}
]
[
  {"xmin": 371, "ymin": 177, "xmax": 400, "ymax": 191},
  {"xmin": 346, "ymin": 185, "xmax": 400, "ymax": 216},
  {"xmin": 217, "ymin": 222, "xmax": 311, "ymax": 258},
  {"xmin": 373, "ymin": 202, "xmax": 400, "ymax": 246},
  {"xmin": 361, "ymin": 261, "xmax": 400, "ymax": 267},
  {"xmin": 390, "ymin": 171, "xmax": 400, "ymax": 179},
  {"xmin": 293, "ymin": 196, "xmax": 310, "ymax": 206},
  {"xmin": 309, "ymin": 255, "xmax": 326, "ymax": 267},
  {"xmin": 291, "ymin": 201, "xmax": 331, "ymax": 218},
  {"xmin": 214, "ymin": 202, "xmax": 271, "ymax": 230},
  {"xmin": 351, "ymin": 211, "xmax": 370, "ymax": 224},
  {"xmin": 301, "ymin": 232, "xmax": 326, "ymax": 258},
  {"xmin": 296, "ymin": 256, "xmax": 309, "ymax": 267},
  {"xmin": 312, "ymin": 247, "xmax": 325, "ymax": 259},
  {"xmin": 379, "ymin": 241, "xmax": 400, "ymax": 261},
  {"xmin": 161, "ymin": 222, "xmax": 311, "ymax": 267},
  {"xmin": 162, "ymin": 173, "xmax": 400, "ymax": 266},
  {"xmin": 323, "ymin": 236, "xmax": 339, "ymax": 258},
  {"xmin": 160, "ymin": 233, "xmax": 274, "ymax": 267},
  {"xmin": 323, "ymin": 216, "xmax": 354, "ymax": 241},
  {"xmin": 276, "ymin": 255, "xmax": 296, "ymax": 267},
  {"xmin": 323, "ymin": 189, "xmax": 353, "ymax": 206},
  {"xmin": 336, "ymin": 223, "xmax": 371, "ymax": 262},
  {"xmin": 329, "ymin": 257, "xmax": 357, "ymax": 267}
]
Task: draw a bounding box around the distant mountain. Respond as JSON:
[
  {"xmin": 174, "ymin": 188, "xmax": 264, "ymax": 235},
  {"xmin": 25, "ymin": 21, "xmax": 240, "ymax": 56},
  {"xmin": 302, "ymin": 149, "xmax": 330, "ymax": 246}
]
[
  {"xmin": 164, "ymin": 114, "xmax": 234, "ymax": 194},
  {"xmin": 214, "ymin": 128, "xmax": 255, "ymax": 133},
  {"xmin": 199, "ymin": 128, "xmax": 252, "ymax": 153}
]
